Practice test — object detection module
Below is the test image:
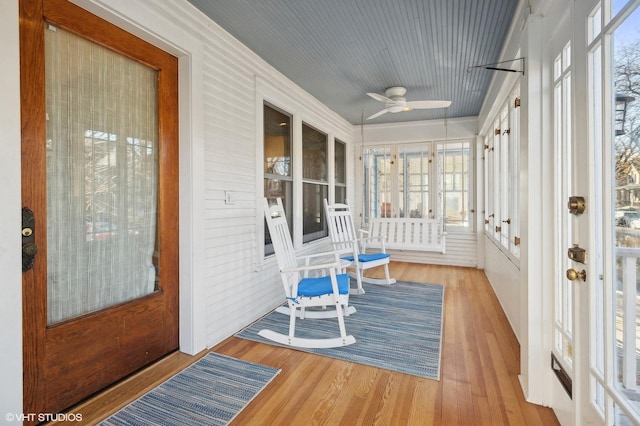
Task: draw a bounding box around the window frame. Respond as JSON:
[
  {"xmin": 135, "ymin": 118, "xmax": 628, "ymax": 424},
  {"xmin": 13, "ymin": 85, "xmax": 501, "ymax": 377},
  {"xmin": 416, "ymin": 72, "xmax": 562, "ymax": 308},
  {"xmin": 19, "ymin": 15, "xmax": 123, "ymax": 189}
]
[
  {"xmin": 334, "ymin": 138, "xmax": 347, "ymax": 204},
  {"xmin": 301, "ymin": 122, "xmax": 329, "ymax": 243},
  {"xmin": 263, "ymin": 103, "xmax": 294, "ymax": 256},
  {"xmin": 482, "ymin": 82, "xmax": 521, "ymax": 261},
  {"xmin": 363, "ymin": 139, "xmax": 474, "ymax": 232},
  {"xmin": 258, "ymin": 91, "xmax": 350, "ymax": 261}
]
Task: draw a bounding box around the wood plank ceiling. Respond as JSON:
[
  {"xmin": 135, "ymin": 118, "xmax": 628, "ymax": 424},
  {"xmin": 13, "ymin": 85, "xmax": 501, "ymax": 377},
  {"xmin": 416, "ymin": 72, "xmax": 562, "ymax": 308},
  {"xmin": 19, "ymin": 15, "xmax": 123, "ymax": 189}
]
[{"xmin": 186, "ymin": 0, "xmax": 521, "ymax": 124}]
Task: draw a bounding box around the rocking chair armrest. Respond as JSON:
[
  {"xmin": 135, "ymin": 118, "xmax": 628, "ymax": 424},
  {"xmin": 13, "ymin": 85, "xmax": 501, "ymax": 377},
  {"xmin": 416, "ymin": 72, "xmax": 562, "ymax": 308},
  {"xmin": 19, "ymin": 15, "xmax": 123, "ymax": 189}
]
[
  {"xmin": 327, "ymin": 241, "xmax": 356, "ymax": 251},
  {"xmin": 296, "ymin": 249, "xmax": 343, "ymax": 262},
  {"xmin": 356, "ymin": 229, "xmax": 386, "ymax": 244},
  {"xmin": 359, "ymin": 234, "xmax": 387, "ymax": 253},
  {"xmin": 328, "ymin": 238, "xmax": 369, "ymax": 248},
  {"xmin": 280, "ymin": 260, "xmax": 341, "ymax": 273},
  {"xmin": 358, "ymin": 228, "xmax": 370, "ymax": 239}
]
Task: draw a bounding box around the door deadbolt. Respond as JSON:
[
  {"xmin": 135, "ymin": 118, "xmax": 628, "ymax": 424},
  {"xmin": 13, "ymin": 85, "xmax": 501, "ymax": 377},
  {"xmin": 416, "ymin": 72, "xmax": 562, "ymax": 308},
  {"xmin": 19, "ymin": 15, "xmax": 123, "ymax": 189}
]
[
  {"xmin": 568, "ymin": 245, "xmax": 586, "ymax": 264},
  {"xmin": 568, "ymin": 196, "xmax": 586, "ymax": 215},
  {"xmin": 566, "ymin": 268, "xmax": 586, "ymax": 282},
  {"xmin": 22, "ymin": 207, "xmax": 37, "ymax": 272}
]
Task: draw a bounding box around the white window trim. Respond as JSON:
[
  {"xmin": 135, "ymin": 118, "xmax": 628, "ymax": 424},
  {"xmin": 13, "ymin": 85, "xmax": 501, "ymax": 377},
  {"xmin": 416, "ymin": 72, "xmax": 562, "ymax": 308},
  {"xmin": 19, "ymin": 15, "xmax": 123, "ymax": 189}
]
[
  {"xmin": 362, "ymin": 138, "xmax": 475, "ymax": 233},
  {"xmin": 482, "ymin": 82, "xmax": 522, "ymax": 265},
  {"xmin": 255, "ymin": 77, "xmax": 351, "ymax": 267}
]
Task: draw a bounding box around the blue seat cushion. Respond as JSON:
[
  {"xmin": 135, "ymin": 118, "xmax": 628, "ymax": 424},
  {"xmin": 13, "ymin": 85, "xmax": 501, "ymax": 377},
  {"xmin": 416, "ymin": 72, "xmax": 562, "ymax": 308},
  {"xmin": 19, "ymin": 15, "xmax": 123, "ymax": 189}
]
[
  {"xmin": 342, "ymin": 253, "xmax": 390, "ymax": 262},
  {"xmin": 297, "ymin": 273, "xmax": 350, "ymax": 297}
]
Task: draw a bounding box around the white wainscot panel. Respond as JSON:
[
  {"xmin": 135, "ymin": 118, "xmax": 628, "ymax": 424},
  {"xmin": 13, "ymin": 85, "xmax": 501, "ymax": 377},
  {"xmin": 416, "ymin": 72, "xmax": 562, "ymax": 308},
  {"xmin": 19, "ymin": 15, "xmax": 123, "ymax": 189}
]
[{"xmin": 483, "ymin": 236, "xmax": 521, "ymax": 342}]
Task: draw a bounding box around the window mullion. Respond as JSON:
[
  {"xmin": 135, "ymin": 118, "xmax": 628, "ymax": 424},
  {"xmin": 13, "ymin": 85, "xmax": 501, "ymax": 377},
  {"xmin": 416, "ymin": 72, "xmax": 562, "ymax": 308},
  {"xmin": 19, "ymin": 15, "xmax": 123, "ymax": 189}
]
[{"xmin": 390, "ymin": 147, "xmax": 399, "ymax": 218}]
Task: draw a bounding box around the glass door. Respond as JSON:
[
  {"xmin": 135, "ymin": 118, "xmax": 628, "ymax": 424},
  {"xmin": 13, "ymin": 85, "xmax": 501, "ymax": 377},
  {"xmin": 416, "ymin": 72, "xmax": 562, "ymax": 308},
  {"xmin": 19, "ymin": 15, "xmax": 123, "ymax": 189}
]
[
  {"xmin": 20, "ymin": 0, "xmax": 179, "ymax": 416},
  {"xmin": 589, "ymin": 0, "xmax": 640, "ymax": 423}
]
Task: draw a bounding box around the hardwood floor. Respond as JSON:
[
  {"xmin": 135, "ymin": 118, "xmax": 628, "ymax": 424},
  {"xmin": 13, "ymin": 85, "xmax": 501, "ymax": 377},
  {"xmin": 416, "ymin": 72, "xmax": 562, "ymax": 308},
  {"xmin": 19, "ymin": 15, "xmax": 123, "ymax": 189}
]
[{"xmin": 50, "ymin": 263, "xmax": 559, "ymax": 425}]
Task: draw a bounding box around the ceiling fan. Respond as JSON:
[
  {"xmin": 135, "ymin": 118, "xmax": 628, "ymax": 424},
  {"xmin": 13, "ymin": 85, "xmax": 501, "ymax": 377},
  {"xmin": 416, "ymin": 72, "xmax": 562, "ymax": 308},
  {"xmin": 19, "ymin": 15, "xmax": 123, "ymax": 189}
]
[{"xmin": 366, "ymin": 86, "xmax": 451, "ymax": 120}]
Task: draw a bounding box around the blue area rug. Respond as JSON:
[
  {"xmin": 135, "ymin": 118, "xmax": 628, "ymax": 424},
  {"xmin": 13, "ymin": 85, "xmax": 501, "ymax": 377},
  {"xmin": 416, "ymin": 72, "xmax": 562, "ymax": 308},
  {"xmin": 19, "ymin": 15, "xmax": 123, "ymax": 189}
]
[
  {"xmin": 100, "ymin": 352, "xmax": 280, "ymax": 426},
  {"xmin": 236, "ymin": 281, "xmax": 444, "ymax": 380}
]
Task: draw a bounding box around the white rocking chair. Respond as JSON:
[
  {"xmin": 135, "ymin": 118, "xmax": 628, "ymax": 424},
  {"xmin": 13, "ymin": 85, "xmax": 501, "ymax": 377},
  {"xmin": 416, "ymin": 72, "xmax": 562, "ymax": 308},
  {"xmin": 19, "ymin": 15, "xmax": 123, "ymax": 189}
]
[
  {"xmin": 324, "ymin": 199, "xmax": 396, "ymax": 294},
  {"xmin": 261, "ymin": 198, "xmax": 356, "ymax": 348}
]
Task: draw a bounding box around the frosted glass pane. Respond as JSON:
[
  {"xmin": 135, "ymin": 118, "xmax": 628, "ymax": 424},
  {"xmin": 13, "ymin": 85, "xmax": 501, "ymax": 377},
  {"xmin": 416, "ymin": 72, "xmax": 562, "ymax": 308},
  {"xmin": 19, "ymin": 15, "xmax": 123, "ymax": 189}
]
[{"xmin": 45, "ymin": 25, "xmax": 158, "ymax": 324}]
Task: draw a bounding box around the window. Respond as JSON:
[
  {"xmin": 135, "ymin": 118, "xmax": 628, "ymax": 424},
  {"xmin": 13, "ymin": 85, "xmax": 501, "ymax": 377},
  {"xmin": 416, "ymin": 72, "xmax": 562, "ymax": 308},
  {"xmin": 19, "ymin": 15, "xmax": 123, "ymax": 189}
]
[
  {"xmin": 363, "ymin": 140, "xmax": 472, "ymax": 228},
  {"xmin": 363, "ymin": 147, "xmax": 392, "ymax": 221},
  {"xmin": 483, "ymin": 134, "xmax": 491, "ymax": 233},
  {"xmin": 483, "ymin": 84, "xmax": 521, "ymax": 258},
  {"xmin": 438, "ymin": 141, "xmax": 471, "ymax": 227},
  {"xmin": 302, "ymin": 124, "xmax": 328, "ymax": 242},
  {"xmin": 399, "ymin": 144, "xmax": 430, "ymax": 218},
  {"xmin": 492, "ymin": 117, "xmax": 502, "ymax": 242},
  {"xmin": 264, "ymin": 104, "xmax": 292, "ymax": 254},
  {"xmin": 335, "ymin": 139, "xmax": 346, "ymax": 203},
  {"xmin": 262, "ymin": 101, "xmax": 347, "ymax": 252},
  {"xmin": 499, "ymin": 107, "xmax": 510, "ymax": 247}
]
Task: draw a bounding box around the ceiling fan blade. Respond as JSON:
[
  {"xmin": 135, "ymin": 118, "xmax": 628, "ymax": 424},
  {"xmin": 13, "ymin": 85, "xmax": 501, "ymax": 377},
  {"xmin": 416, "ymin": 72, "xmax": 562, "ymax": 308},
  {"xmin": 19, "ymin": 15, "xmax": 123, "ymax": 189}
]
[
  {"xmin": 366, "ymin": 109, "xmax": 389, "ymax": 120},
  {"xmin": 367, "ymin": 92, "xmax": 392, "ymax": 103},
  {"xmin": 406, "ymin": 100, "xmax": 452, "ymax": 109}
]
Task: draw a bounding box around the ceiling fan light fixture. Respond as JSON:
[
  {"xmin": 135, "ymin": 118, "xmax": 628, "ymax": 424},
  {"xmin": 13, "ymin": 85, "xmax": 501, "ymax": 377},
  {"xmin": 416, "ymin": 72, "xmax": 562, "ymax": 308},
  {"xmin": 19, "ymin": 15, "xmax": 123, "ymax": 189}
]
[{"xmin": 365, "ymin": 86, "xmax": 451, "ymax": 120}]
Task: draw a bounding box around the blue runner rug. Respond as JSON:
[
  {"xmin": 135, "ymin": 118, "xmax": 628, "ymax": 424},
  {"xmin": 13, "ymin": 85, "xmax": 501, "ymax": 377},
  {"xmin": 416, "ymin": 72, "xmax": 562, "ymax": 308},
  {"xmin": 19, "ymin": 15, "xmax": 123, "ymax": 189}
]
[
  {"xmin": 236, "ymin": 281, "xmax": 444, "ymax": 380},
  {"xmin": 100, "ymin": 352, "xmax": 280, "ymax": 425}
]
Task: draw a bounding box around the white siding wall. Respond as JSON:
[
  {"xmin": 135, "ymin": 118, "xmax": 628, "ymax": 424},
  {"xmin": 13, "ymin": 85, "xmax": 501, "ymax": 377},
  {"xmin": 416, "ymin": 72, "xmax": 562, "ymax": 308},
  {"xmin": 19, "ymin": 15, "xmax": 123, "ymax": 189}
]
[{"xmin": 149, "ymin": 1, "xmax": 354, "ymax": 347}]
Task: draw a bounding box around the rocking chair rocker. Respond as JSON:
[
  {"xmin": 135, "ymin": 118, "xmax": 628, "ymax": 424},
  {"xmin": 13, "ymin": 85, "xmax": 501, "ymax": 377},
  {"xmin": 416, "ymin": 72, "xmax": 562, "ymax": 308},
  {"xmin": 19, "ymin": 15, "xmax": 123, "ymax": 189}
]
[
  {"xmin": 261, "ymin": 198, "xmax": 356, "ymax": 348},
  {"xmin": 324, "ymin": 199, "xmax": 396, "ymax": 294}
]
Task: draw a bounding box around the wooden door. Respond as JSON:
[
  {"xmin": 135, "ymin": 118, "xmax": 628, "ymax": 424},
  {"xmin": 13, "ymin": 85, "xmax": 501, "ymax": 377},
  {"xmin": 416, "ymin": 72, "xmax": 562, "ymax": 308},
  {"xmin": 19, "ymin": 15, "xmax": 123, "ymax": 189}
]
[{"xmin": 20, "ymin": 0, "xmax": 179, "ymax": 417}]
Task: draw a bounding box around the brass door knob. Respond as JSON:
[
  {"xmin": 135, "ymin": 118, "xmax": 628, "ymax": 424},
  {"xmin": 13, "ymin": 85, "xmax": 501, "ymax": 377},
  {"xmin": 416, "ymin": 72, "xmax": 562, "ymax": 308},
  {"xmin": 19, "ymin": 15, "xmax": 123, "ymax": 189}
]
[{"xmin": 566, "ymin": 268, "xmax": 586, "ymax": 282}]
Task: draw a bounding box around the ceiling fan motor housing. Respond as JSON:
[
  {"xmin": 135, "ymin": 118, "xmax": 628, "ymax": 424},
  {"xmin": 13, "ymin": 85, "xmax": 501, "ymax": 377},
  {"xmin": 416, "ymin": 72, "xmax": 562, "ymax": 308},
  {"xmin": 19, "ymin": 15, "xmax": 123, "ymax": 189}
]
[
  {"xmin": 385, "ymin": 87, "xmax": 409, "ymax": 112},
  {"xmin": 384, "ymin": 86, "xmax": 407, "ymax": 97}
]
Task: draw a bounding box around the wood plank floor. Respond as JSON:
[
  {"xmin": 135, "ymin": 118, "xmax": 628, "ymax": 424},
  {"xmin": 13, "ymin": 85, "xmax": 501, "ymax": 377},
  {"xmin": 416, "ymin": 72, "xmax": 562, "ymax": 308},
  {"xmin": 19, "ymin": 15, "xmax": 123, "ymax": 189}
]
[{"xmin": 50, "ymin": 263, "xmax": 559, "ymax": 425}]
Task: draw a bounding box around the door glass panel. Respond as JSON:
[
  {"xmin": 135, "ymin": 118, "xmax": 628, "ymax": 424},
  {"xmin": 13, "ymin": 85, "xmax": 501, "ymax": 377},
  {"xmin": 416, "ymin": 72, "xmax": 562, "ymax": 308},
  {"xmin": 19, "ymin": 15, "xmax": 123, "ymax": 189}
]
[
  {"xmin": 45, "ymin": 26, "xmax": 158, "ymax": 324},
  {"xmin": 553, "ymin": 42, "xmax": 574, "ymax": 372},
  {"xmin": 592, "ymin": 41, "xmax": 606, "ymax": 415},
  {"xmin": 614, "ymin": 0, "xmax": 631, "ymax": 17},
  {"xmin": 613, "ymin": 5, "xmax": 640, "ymax": 418}
]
